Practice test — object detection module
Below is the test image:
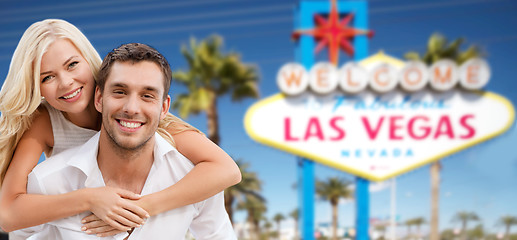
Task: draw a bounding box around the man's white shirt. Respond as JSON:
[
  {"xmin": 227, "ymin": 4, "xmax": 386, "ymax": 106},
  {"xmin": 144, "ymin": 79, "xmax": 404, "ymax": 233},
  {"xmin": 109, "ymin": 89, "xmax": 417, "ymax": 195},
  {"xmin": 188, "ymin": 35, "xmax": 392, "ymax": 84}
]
[{"xmin": 12, "ymin": 132, "xmax": 236, "ymax": 240}]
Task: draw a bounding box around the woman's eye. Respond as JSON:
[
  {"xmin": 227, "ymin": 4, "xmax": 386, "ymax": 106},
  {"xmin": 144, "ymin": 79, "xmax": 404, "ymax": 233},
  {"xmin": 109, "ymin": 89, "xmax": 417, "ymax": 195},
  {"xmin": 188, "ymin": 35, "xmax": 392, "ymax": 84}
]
[
  {"xmin": 67, "ymin": 61, "xmax": 78, "ymax": 69},
  {"xmin": 41, "ymin": 75, "xmax": 53, "ymax": 83}
]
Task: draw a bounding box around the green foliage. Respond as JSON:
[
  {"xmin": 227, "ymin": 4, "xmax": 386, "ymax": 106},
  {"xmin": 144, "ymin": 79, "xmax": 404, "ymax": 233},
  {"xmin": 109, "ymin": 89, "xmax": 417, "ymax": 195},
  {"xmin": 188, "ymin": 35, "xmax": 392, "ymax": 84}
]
[
  {"xmin": 273, "ymin": 213, "xmax": 285, "ymax": 223},
  {"xmin": 316, "ymin": 177, "xmax": 353, "ymax": 205},
  {"xmin": 440, "ymin": 229, "xmax": 455, "ymax": 240},
  {"xmin": 172, "ymin": 35, "xmax": 259, "ymax": 119},
  {"xmin": 404, "ymin": 33, "xmax": 482, "ymax": 65},
  {"xmin": 498, "ymin": 215, "xmax": 517, "ymax": 228},
  {"xmin": 467, "ymin": 224, "xmax": 485, "ymax": 240},
  {"xmin": 290, "ymin": 208, "xmax": 299, "ymax": 220},
  {"xmin": 225, "ymin": 159, "xmax": 265, "ymax": 226},
  {"xmin": 228, "ymin": 159, "xmax": 264, "ymax": 206},
  {"xmin": 452, "ymin": 211, "xmax": 480, "ymax": 225}
]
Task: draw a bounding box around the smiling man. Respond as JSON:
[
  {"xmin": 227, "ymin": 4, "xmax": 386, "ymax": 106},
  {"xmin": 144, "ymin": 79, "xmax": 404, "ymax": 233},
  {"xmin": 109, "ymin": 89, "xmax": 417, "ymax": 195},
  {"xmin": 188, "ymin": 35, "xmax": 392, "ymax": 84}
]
[{"xmin": 12, "ymin": 43, "xmax": 236, "ymax": 240}]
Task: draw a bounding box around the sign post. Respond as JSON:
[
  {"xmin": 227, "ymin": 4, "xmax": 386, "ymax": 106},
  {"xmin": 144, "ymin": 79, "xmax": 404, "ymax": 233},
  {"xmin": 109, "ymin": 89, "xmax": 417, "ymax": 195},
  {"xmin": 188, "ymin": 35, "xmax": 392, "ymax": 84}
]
[
  {"xmin": 295, "ymin": 1, "xmax": 371, "ymax": 239},
  {"xmin": 298, "ymin": 158, "xmax": 315, "ymax": 240}
]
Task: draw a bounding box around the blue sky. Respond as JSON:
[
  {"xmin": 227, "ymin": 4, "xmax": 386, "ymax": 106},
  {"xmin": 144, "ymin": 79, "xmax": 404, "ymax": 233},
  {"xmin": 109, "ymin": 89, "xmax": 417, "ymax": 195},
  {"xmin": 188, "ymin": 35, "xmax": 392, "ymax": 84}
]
[{"xmin": 1, "ymin": 0, "xmax": 516, "ymax": 235}]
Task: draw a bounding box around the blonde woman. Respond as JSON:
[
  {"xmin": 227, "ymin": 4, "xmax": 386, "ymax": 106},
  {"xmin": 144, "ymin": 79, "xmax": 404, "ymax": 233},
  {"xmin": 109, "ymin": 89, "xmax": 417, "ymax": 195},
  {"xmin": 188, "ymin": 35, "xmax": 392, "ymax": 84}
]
[{"xmin": 0, "ymin": 19, "xmax": 240, "ymax": 236}]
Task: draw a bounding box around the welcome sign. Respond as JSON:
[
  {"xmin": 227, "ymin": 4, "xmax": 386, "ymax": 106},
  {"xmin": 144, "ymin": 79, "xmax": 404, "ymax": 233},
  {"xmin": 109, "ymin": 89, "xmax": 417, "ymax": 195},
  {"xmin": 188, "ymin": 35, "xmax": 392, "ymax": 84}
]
[{"xmin": 244, "ymin": 53, "xmax": 515, "ymax": 181}]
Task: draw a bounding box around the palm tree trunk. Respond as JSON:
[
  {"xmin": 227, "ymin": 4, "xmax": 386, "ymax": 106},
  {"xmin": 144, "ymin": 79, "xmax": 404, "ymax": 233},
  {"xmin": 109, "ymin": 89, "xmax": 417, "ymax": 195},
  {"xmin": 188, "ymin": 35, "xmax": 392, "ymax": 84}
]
[
  {"xmin": 206, "ymin": 91, "xmax": 220, "ymax": 145},
  {"xmin": 332, "ymin": 202, "xmax": 338, "ymax": 240},
  {"xmin": 294, "ymin": 220, "xmax": 299, "ymax": 240},
  {"xmin": 248, "ymin": 218, "xmax": 256, "ymax": 240},
  {"xmin": 461, "ymin": 221, "xmax": 467, "ymax": 240},
  {"xmin": 430, "ymin": 161, "xmax": 441, "ymax": 240},
  {"xmin": 254, "ymin": 220, "xmax": 261, "ymax": 240},
  {"xmin": 505, "ymin": 225, "xmax": 510, "ymax": 240},
  {"xmin": 277, "ymin": 221, "xmax": 281, "ymax": 240},
  {"xmin": 224, "ymin": 191, "xmax": 234, "ymax": 224}
]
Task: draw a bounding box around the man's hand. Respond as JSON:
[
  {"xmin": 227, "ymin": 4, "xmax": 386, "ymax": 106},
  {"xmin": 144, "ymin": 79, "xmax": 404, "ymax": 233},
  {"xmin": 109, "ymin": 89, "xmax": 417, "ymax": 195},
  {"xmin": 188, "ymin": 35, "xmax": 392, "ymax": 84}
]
[{"xmin": 81, "ymin": 214, "xmax": 128, "ymax": 237}]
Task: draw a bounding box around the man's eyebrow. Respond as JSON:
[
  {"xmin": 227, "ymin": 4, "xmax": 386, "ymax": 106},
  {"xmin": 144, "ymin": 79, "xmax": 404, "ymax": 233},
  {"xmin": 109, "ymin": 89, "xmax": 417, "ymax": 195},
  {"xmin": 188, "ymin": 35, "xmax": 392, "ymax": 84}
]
[
  {"xmin": 109, "ymin": 82, "xmax": 128, "ymax": 88},
  {"xmin": 144, "ymin": 86, "xmax": 160, "ymax": 93}
]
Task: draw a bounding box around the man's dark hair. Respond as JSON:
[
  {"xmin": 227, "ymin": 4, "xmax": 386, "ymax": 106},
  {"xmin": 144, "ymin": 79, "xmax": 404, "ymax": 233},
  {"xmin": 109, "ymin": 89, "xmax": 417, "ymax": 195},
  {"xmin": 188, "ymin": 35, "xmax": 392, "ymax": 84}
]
[{"xmin": 97, "ymin": 43, "xmax": 172, "ymax": 99}]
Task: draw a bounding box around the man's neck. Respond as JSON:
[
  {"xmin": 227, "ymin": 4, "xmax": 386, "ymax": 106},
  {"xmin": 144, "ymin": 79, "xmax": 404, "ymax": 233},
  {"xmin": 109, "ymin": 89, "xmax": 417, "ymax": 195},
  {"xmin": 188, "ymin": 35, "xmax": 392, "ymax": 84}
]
[{"xmin": 96, "ymin": 132, "xmax": 155, "ymax": 194}]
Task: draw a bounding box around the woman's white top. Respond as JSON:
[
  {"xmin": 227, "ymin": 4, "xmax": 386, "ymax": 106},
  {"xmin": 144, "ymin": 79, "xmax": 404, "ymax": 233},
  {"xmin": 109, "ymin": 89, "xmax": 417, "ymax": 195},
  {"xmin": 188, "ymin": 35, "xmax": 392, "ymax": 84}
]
[{"xmin": 42, "ymin": 101, "xmax": 98, "ymax": 158}]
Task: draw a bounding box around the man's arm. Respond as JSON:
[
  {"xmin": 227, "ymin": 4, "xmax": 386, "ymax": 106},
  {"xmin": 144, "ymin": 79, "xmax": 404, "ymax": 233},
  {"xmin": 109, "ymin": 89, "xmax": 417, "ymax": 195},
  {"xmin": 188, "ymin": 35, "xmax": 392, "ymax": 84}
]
[{"xmin": 188, "ymin": 191, "xmax": 236, "ymax": 240}]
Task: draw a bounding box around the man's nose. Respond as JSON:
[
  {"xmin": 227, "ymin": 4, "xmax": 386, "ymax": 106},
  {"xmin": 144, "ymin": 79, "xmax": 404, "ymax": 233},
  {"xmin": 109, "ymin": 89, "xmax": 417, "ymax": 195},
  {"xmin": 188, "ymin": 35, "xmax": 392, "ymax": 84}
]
[{"xmin": 123, "ymin": 95, "xmax": 141, "ymax": 115}]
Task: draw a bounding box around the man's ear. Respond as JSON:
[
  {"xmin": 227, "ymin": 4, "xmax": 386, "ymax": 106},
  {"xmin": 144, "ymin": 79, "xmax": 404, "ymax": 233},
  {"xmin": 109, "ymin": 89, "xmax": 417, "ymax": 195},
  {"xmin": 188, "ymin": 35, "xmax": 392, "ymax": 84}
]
[
  {"xmin": 160, "ymin": 95, "xmax": 171, "ymax": 120},
  {"xmin": 94, "ymin": 86, "xmax": 103, "ymax": 113}
]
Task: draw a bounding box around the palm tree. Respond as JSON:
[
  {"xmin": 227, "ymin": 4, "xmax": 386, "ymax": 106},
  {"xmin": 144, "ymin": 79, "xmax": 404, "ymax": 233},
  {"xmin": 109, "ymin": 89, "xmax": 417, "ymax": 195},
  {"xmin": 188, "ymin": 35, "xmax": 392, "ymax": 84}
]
[
  {"xmin": 316, "ymin": 177, "xmax": 353, "ymax": 240},
  {"xmin": 441, "ymin": 229, "xmax": 455, "ymax": 240},
  {"xmin": 467, "ymin": 224, "xmax": 485, "ymax": 240},
  {"xmin": 404, "ymin": 33, "xmax": 482, "ymax": 240},
  {"xmin": 375, "ymin": 224, "xmax": 388, "ymax": 240},
  {"xmin": 404, "ymin": 33, "xmax": 481, "ymax": 65},
  {"xmin": 405, "ymin": 219, "xmax": 414, "ymax": 240},
  {"xmin": 273, "ymin": 213, "xmax": 285, "ymax": 239},
  {"xmin": 225, "ymin": 159, "xmax": 264, "ymax": 224},
  {"xmin": 172, "ymin": 35, "xmax": 259, "ymax": 145},
  {"xmin": 290, "ymin": 208, "xmax": 299, "ymax": 240},
  {"xmin": 263, "ymin": 220, "xmax": 273, "ymax": 240},
  {"xmin": 237, "ymin": 194, "xmax": 267, "ymax": 240},
  {"xmin": 497, "ymin": 215, "xmax": 517, "ymax": 240},
  {"xmin": 452, "ymin": 211, "xmax": 480, "ymax": 240},
  {"xmin": 411, "ymin": 217, "xmax": 426, "ymax": 239}
]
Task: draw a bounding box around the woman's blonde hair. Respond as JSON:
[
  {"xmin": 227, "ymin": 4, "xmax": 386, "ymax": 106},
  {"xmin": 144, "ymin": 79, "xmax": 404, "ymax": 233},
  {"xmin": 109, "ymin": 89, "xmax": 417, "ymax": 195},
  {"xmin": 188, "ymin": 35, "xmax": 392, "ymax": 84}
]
[{"xmin": 0, "ymin": 19, "xmax": 198, "ymax": 185}]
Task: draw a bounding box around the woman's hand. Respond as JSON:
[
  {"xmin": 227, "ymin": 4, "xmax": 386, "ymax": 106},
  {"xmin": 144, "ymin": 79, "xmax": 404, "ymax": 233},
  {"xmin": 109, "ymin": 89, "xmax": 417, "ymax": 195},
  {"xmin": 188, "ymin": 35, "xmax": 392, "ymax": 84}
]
[{"xmin": 86, "ymin": 187, "xmax": 149, "ymax": 231}]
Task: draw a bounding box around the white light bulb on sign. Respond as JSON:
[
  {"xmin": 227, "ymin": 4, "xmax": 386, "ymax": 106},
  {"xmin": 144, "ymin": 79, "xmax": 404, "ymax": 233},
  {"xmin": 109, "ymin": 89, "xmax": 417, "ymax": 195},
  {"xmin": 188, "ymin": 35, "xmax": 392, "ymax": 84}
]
[
  {"xmin": 459, "ymin": 58, "xmax": 490, "ymax": 90},
  {"xmin": 338, "ymin": 62, "xmax": 369, "ymax": 93},
  {"xmin": 429, "ymin": 59, "xmax": 458, "ymax": 91},
  {"xmin": 369, "ymin": 63, "xmax": 398, "ymax": 93},
  {"xmin": 309, "ymin": 62, "xmax": 339, "ymax": 95},
  {"xmin": 277, "ymin": 63, "xmax": 309, "ymax": 96},
  {"xmin": 399, "ymin": 61, "xmax": 429, "ymax": 92}
]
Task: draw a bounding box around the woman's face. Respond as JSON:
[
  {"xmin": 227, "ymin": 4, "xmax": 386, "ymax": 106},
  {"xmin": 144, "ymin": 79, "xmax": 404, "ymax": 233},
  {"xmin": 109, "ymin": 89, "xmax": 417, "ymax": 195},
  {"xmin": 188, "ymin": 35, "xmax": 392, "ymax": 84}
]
[{"xmin": 39, "ymin": 38, "xmax": 95, "ymax": 114}]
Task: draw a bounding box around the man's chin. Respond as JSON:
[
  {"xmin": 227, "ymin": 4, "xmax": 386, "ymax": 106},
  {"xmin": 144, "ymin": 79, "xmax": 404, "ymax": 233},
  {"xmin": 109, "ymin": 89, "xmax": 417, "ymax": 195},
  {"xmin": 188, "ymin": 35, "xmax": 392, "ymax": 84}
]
[{"xmin": 114, "ymin": 139, "xmax": 146, "ymax": 150}]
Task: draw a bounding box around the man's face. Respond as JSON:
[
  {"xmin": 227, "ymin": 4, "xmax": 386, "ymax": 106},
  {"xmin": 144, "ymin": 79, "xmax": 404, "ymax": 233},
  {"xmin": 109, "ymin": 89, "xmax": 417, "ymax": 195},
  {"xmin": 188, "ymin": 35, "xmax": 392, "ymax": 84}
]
[{"xmin": 95, "ymin": 60, "xmax": 170, "ymax": 150}]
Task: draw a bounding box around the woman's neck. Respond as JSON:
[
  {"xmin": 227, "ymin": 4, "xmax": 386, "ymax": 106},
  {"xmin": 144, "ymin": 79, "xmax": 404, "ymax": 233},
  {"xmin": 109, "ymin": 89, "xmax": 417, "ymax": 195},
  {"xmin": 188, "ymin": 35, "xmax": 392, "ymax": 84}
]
[{"xmin": 62, "ymin": 102, "xmax": 101, "ymax": 131}]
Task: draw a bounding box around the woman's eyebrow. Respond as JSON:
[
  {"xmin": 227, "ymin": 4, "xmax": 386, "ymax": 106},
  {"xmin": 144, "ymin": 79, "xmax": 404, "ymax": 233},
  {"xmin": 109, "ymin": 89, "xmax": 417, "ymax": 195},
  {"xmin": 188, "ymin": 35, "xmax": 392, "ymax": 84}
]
[
  {"xmin": 40, "ymin": 56, "xmax": 79, "ymax": 76},
  {"xmin": 62, "ymin": 56, "xmax": 79, "ymax": 67}
]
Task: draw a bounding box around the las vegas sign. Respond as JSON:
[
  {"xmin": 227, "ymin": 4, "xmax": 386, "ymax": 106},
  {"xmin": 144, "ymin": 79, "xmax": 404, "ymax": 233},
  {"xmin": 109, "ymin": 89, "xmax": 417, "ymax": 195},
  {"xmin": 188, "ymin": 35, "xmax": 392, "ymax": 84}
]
[{"xmin": 244, "ymin": 52, "xmax": 515, "ymax": 181}]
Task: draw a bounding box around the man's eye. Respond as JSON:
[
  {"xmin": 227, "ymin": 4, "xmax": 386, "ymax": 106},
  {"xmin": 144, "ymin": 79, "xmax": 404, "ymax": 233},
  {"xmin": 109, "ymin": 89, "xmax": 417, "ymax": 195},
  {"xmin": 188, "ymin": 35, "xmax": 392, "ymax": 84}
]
[
  {"xmin": 41, "ymin": 75, "xmax": 53, "ymax": 83},
  {"xmin": 113, "ymin": 90, "xmax": 125, "ymax": 95},
  {"xmin": 143, "ymin": 94, "xmax": 154, "ymax": 99},
  {"xmin": 67, "ymin": 61, "xmax": 78, "ymax": 69}
]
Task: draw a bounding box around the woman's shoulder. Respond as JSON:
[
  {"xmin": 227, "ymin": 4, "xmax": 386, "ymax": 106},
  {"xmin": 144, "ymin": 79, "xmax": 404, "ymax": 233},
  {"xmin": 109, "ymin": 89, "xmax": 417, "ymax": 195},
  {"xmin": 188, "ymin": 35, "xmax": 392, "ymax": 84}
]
[
  {"xmin": 25, "ymin": 104, "xmax": 53, "ymax": 146},
  {"xmin": 33, "ymin": 104, "xmax": 51, "ymax": 127}
]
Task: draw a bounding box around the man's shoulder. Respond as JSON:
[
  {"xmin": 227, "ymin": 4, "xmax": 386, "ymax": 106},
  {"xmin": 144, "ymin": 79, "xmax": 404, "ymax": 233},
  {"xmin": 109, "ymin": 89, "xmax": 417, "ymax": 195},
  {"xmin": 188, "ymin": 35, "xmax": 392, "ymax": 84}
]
[
  {"xmin": 30, "ymin": 145, "xmax": 82, "ymax": 182},
  {"xmin": 156, "ymin": 133, "xmax": 194, "ymax": 169}
]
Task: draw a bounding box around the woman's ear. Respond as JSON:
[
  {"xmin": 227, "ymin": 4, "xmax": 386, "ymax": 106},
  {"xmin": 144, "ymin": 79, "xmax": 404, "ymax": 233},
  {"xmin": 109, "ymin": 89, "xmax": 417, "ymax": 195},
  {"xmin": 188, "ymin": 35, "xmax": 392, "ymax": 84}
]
[{"xmin": 94, "ymin": 86, "xmax": 102, "ymax": 113}]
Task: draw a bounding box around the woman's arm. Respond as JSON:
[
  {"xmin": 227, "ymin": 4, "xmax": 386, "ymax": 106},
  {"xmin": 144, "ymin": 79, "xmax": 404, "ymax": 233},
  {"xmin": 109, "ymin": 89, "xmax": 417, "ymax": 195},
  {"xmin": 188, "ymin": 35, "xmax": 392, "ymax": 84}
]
[
  {"xmin": 0, "ymin": 108, "xmax": 147, "ymax": 232},
  {"xmin": 138, "ymin": 130, "xmax": 241, "ymax": 216}
]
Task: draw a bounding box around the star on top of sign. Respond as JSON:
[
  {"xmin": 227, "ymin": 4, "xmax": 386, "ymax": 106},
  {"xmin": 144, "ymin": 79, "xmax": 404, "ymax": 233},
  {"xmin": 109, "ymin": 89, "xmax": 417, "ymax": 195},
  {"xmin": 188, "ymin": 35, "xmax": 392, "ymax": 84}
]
[{"xmin": 292, "ymin": 0, "xmax": 374, "ymax": 65}]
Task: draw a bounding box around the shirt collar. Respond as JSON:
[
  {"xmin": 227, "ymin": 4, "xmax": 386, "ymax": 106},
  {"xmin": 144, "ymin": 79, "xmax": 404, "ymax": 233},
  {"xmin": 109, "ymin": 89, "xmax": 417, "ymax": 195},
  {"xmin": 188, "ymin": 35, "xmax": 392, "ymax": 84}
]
[
  {"xmin": 66, "ymin": 132, "xmax": 176, "ymax": 188},
  {"xmin": 66, "ymin": 132, "xmax": 104, "ymax": 188}
]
